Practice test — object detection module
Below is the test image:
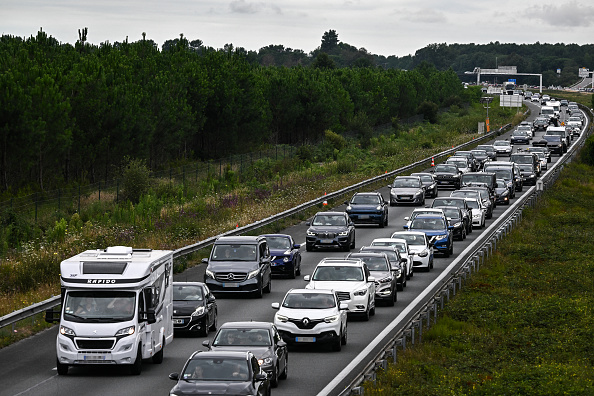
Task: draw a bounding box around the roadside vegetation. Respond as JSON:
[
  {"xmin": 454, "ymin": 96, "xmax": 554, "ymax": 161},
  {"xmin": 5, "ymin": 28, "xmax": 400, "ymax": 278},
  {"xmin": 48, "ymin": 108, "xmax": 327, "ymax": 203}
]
[{"xmin": 362, "ymin": 137, "xmax": 594, "ymax": 395}]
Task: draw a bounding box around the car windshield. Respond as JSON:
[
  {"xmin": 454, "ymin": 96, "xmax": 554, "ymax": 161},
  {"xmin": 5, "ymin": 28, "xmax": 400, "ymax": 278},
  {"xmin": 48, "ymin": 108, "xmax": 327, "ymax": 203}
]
[
  {"xmin": 511, "ymin": 156, "xmax": 532, "ymax": 164},
  {"xmin": 361, "ymin": 248, "xmax": 399, "ymax": 262},
  {"xmin": 390, "ymin": 234, "xmax": 425, "ymax": 246},
  {"xmin": 433, "ymin": 198, "xmax": 464, "ymax": 208},
  {"xmin": 477, "ymin": 146, "xmax": 495, "ymax": 153},
  {"xmin": 462, "ymin": 174, "xmax": 490, "ymax": 184},
  {"xmin": 182, "ymin": 358, "xmax": 250, "ymax": 381},
  {"xmin": 441, "ymin": 208, "xmax": 461, "ymax": 220},
  {"xmin": 466, "ymin": 200, "xmax": 479, "ymax": 209},
  {"xmin": 312, "ymin": 266, "xmax": 364, "ymax": 281},
  {"xmin": 471, "ymin": 150, "xmax": 486, "ymax": 156},
  {"xmin": 312, "ymin": 215, "xmax": 346, "ymax": 226},
  {"xmin": 392, "ymin": 179, "xmax": 420, "ymax": 188},
  {"xmin": 414, "ymin": 174, "xmax": 433, "ymax": 183},
  {"xmin": 173, "ymin": 285, "xmax": 204, "ymax": 301},
  {"xmin": 282, "ymin": 292, "xmax": 337, "ymax": 309},
  {"xmin": 411, "ymin": 210, "xmax": 440, "ymax": 219},
  {"xmin": 496, "ymin": 180, "xmax": 507, "ymax": 188},
  {"xmin": 371, "ymin": 241, "xmax": 406, "ymax": 253},
  {"xmin": 265, "ymin": 236, "xmax": 292, "ymax": 250},
  {"xmin": 491, "ymin": 169, "xmax": 512, "ymax": 179},
  {"xmin": 64, "ymin": 291, "xmax": 136, "ymax": 322},
  {"xmin": 518, "ymin": 164, "xmax": 533, "ymax": 171},
  {"xmin": 410, "ymin": 218, "xmax": 446, "ymax": 230},
  {"xmin": 351, "ymin": 195, "xmax": 380, "ymax": 205},
  {"xmin": 355, "ymin": 256, "xmax": 389, "ymax": 271},
  {"xmin": 447, "ymin": 160, "xmax": 467, "ymax": 168},
  {"xmin": 493, "ymin": 141, "xmax": 509, "ymax": 147},
  {"xmin": 452, "ymin": 191, "xmax": 479, "ymax": 199},
  {"xmin": 212, "ymin": 244, "xmax": 257, "ymax": 261},
  {"xmin": 544, "ymin": 135, "xmax": 561, "ymax": 141},
  {"xmin": 213, "ymin": 328, "xmax": 272, "ymax": 346},
  {"xmin": 434, "ymin": 165, "xmax": 458, "ymax": 173}
]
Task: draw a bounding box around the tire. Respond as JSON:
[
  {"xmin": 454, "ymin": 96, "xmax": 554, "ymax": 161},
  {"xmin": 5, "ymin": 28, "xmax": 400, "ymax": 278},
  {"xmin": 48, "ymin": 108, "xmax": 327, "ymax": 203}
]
[
  {"xmin": 152, "ymin": 337, "xmax": 165, "ymax": 364},
  {"xmin": 361, "ymin": 306, "xmax": 370, "ymax": 322},
  {"xmin": 341, "ymin": 324, "xmax": 348, "ymax": 345},
  {"xmin": 289, "ymin": 263, "xmax": 296, "ymax": 279},
  {"xmin": 295, "ymin": 258, "xmax": 301, "ymax": 276},
  {"xmin": 429, "ymin": 258, "xmax": 434, "ymax": 270},
  {"xmin": 56, "ymin": 359, "xmax": 68, "ymax": 375},
  {"xmin": 199, "ymin": 317, "xmax": 209, "ymax": 337},
  {"xmin": 379, "ymin": 217, "xmax": 385, "ymax": 228},
  {"xmin": 387, "ymin": 290, "xmax": 395, "ymax": 307},
  {"xmin": 130, "ymin": 346, "xmax": 142, "ymax": 375},
  {"xmin": 350, "ymin": 235, "xmax": 356, "ymax": 249},
  {"xmin": 264, "ymin": 277, "xmax": 271, "ymax": 293},
  {"xmin": 254, "ymin": 284, "xmax": 263, "ymax": 299},
  {"xmin": 449, "ymin": 243, "xmax": 454, "ymax": 256},
  {"xmin": 279, "ymin": 356, "xmax": 288, "ymax": 380},
  {"xmin": 209, "ymin": 311, "xmax": 218, "ymax": 332},
  {"xmin": 370, "ymin": 303, "xmax": 375, "ymax": 316},
  {"xmin": 306, "ymin": 244, "xmax": 313, "ymax": 252},
  {"xmin": 271, "ymin": 366, "xmax": 279, "ymax": 388},
  {"xmin": 332, "ymin": 332, "xmax": 342, "ymax": 351},
  {"xmin": 384, "ymin": 216, "xmax": 389, "ymax": 227}
]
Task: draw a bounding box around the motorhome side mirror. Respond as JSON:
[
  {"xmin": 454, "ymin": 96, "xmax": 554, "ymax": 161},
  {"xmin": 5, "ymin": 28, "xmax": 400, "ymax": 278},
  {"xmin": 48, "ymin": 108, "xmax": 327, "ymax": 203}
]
[
  {"xmin": 146, "ymin": 309, "xmax": 157, "ymax": 324},
  {"xmin": 45, "ymin": 308, "xmax": 60, "ymax": 323}
]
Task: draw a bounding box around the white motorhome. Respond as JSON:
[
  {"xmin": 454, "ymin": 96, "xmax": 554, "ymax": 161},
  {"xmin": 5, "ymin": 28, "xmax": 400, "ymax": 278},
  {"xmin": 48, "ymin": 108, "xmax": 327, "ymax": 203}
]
[
  {"xmin": 545, "ymin": 101, "xmax": 561, "ymax": 118},
  {"xmin": 540, "ymin": 106, "xmax": 556, "ymax": 121},
  {"xmin": 46, "ymin": 246, "xmax": 174, "ymax": 375}
]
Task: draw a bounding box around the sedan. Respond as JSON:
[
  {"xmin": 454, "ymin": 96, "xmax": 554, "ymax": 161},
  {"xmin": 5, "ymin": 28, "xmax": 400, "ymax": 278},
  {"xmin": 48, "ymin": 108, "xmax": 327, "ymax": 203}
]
[
  {"xmin": 493, "ymin": 140, "xmax": 513, "ymax": 157},
  {"xmin": 272, "ymin": 289, "xmax": 348, "ymax": 351},
  {"xmin": 432, "ymin": 197, "xmax": 472, "ymax": 234},
  {"xmin": 465, "ymin": 198, "xmax": 487, "ymax": 229},
  {"xmin": 172, "ymin": 282, "xmax": 218, "ymax": 337},
  {"xmin": 358, "ymin": 245, "xmax": 406, "ymax": 290},
  {"xmin": 517, "ymin": 163, "xmax": 538, "ymax": 186},
  {"xmin": 390, "ymin": 231, "xmax": 434, "ymax": 271},
  {"xmin": 344, "ymin": 192, "xmax": 389, "ymax": 227},
  {"xmin": 494, "ymin": 178, "xmax": 511, "ymax": 205},
  {"xmin": 431, "ymin": 163, "xmax": 462, "ymax": 189},
  {"xmin": 388, "ymin": 176, "xmax": 425, "ymax": 206},
  {"xmin": 435, "ymin": 206, "xmax": 466, "ymax": 240},
  {"xmin": 262, "ymin": 234, "xmax": 301, "ymax": 278},
  {"xmin": 510, "ymin": 130, "xmax": 530, "ymax": 145},
  {"xmin": 306, "ymin": 211, "xmax": 355, "ymax": 252},
  {"xmin": 202, "ymin": 321, "xmax": 288, "ymax": 388},
  {"xmin": 347, "ymin": 252, "xmax": 398, "ymax": 306},
  {"xmin": 168, "ymin": 350, "xmax": 270, "ymax": 396},
  {"xmin": 411, "ymin": 172, "xmax": 438, "ymax": 198}
]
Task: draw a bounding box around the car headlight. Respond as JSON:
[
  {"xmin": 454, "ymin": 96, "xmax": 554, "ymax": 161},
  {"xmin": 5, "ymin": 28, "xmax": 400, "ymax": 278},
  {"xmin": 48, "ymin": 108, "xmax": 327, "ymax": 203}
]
[
  {"xmin": 353, "ymin": 289, "xmax": 367, "ymax": 296},
  {"xmin": 418, "ymin": 249, "xmax": 429, "ymax": 257},
  {"xmin": 247, "ymin": 268, "xmax": 260, "ymax": 279},
  {"xmin": 376, "ymin": 205, "xmax": 382, "ymax": 211},
  {"xmin": 452, "ymin": 222, "xmax": 462, "ymax": 228},
  {"xmin": 60, "ymin": 325, "xmax": 76, "ymax": 337},
  {"xmin": 473, "ymin": 212, "xmax": 481, "ymax": 218},
  {"xmin": 434, "ymin": 234, "xmax": 447, "ymax": 240},
  {"xmin": 205, "ymin": 269, "xmax": 215, "ymax": 279},
  {"xmin": 275, "ymin": 314, "xmax": 288, "ymax": 323},
  {"xmin": 500, "ymin": 190, "xmax": 509, "ymax": 197},
  {"xmin": 324, "ymin": 314, "xmax": 340, "ymax": 323},
  {"xmin": 338, "ymin": 230, "xmax": 349, "ymax": 236},
  {"xmin": 258, "ymin": 357, "xmax": 273, "ymax": 366},
  {"xmin": 414, "ymin": 191, "xmax": 423, "ymax": 197},
  {"xmin": 307, "ymin": 230, "xmax": 316, "ymax": 236},
  {"xmin": 191, "ymin": 306, "xmax": 206, "ymax": 317},
  {"xmin": 346, "ymin": 205, "xmax": 352, "ymax": 211},
  {"xmin": 283, "ymin": 256, "xmax": 290, "ymax": 263},
  {"xmin": 377, "ymin": 276, "xmax": 392, "ymax": 284},
  {"xmin": 115, "ymin": 325, "xmax": 135, "ymax": 337}
]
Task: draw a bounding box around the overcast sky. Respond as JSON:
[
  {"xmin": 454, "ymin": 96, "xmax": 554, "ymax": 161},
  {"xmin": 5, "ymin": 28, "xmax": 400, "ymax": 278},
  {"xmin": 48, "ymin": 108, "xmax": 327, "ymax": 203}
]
[{"xmin": 3, "ymin": 0, "xmax": 594, "ymax": 57}]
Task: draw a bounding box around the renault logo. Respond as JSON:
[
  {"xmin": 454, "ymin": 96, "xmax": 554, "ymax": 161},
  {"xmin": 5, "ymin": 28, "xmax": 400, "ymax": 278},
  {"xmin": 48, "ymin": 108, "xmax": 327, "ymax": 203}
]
[{"xmin": 302, "ymin": 318, "xmax": 309, "ymax": 326}]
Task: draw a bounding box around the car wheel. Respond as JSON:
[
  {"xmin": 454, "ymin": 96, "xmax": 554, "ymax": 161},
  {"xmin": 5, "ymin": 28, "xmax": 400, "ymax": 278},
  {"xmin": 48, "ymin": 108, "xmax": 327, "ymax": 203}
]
[
  {"xmin": 402, "ymin": 274, "xmax": 407, "ymax": 288},
  {"xmin": 332, "ymin": 332, "xmax": 342, "ymax": 351},
  {"xmin": 279, "ymin": 356, "xmax": 288, "ymax": 380},
  {"xmin": 296, "ymin": 258, "xmax": 301, "ymax": 276},
  {"xmin": 341, "ymin": 324, "xmax": 348, "ymax": 345},
  {"xmin": 289, "ymin": 262, "xmax": 296, "ymax": 279},
  {"xmin": 449, "ymin": 243, "xmax": 454, "ymax": 255},
  {"xmin": 409, "ymin": 266, "xmax": 413, "ymax": 278},
  {"xmin": 271, "ymin": 366, "xmax": 279, "ymax": 388},
  {"xmin": 264, "ymin": 277, "xmax": 271, "ymax": 293},
  {"xmin": 306, "ymin": 244, "xmax": 313, "ymax": 252},
  {"xmin": 130, "ymin": 345, "xmax": 143, "ymax": 375},
  {"xmin": 390, "ymin": 200, "xmax": 396, "ymax": 207},
  {"xmin": 387, "ymin": 290, "xmax": 395, "ymax": 307},
  {"xmin": 370, "ymin": 302, "xmax": 375, "ymax": 316},
  {"xmin": 430, "ymin": 258, "xmax": 434, "ymax": 269},
  {"xmin": 396, "ymin": 280, "xmax": 404, "ymax": 291},
  {"xmin": 254, "ymin": 284, "xmax": 263, "ymax": 299},
  {"xmin": 379, "ymin": 216, "xmax": 385, "ymax": 228},
  {"xmin": 209, "ymin": 310, "xmax": 217, "ymax": 332},
  {"xmin": 56, "ymin": 359, "xmax": 68, "ymax": 375},
  {"xmin": 350, "ymin": 235, "xmax": 356, "ymax": 249},
  {"xmin": 152, "ymin": 337, "xmax": 165, "ymax": 364},
  {"xmin": 361, "ymin": 306, "xmax": 370, "ymax": 322},
  {"xmin": 384, "ymin": 215, "xmax": 389, "ymax": 227}
]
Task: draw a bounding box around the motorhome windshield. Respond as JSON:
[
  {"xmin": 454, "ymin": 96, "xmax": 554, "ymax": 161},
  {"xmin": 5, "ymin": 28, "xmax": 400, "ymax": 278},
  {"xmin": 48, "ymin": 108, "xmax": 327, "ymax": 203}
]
[{"xmin": 64, "ymin": 291, "xmax": 136, "ymax": 323}]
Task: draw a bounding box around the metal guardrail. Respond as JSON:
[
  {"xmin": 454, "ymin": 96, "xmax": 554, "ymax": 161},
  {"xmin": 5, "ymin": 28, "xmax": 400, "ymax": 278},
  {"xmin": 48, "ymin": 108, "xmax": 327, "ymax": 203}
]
[
  {"xmin": 0, "ymin": 123, "xmax": 512, "ymax": 331},
  {"xmin": 323, "ymin": 105, "xmax": 592, "ymax": 396}
]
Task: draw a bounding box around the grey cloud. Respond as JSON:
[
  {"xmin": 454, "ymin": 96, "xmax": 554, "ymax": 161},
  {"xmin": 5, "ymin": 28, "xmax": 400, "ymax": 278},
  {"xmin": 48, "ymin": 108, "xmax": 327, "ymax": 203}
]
[
  {"xmin": 524, "ymin": 1, "xmax": 594, "ymax": 27},
  {"xmin": 401, "ymin": 8, "xmax": 447, "ymax": 23},
  {"xmin": 229, "ymin": 0, "xmax": 281, "ymax": 15}
]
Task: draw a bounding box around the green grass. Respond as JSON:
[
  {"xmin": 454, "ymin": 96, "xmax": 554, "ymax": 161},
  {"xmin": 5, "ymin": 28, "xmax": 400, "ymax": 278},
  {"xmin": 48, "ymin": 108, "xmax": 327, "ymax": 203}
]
[{"xmin": 363, "ymin": 161, "xmax": 594, "ymax": 395}]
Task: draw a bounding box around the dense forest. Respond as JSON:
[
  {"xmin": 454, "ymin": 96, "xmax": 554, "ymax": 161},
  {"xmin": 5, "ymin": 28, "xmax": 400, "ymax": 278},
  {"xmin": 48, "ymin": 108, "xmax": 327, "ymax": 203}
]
[{"xmin": 0, "ymin": 29, "xmax": 468, "ymax": 195}]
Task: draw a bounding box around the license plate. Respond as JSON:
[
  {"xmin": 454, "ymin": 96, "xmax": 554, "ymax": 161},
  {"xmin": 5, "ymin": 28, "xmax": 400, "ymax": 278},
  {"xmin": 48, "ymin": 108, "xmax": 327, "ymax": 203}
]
[
  {"xmin": 321, "ymin": 239, "xmax": 333, "ymax": 244},
  {"xmin": 438, "ymin": 181, "xmax": 448, "ymax": 184},
  {"xmin": 173, "ymin": 319, "xmax": 184, "ymax": 324},
  {"xmin": 295, "ymin": 336, "xmax": 316, "ymax": 343},
  {"xmin": 223, "ymin": 283, "xmax": 239, "ymax": 288},
  {"xmin": 359, "ymin": 215, "xmax": 369, "ymax": 219},
  {"xmin": 84, "ymin": 355, "xmax": 106, "ymax": 361}
]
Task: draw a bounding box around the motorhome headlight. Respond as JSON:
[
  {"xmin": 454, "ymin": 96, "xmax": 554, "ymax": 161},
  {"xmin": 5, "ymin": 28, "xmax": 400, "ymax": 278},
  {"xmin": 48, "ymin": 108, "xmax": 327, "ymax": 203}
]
[
  {"xmin": 60, "ymin": 325, "xmax": 76, "ymax": 337},
  {"xmin": 191, "ymin": 306, "xmax": 206, "ymax": 317},
  {"xmin": 324, "ymin": 314, "xmax": 340, "ymax": 323},
  {"xmin": 115, "ymin": 325, "xmax": 135, "ymax": 337},
  {"xmin": 247, "ymin": 268, "xmax": 260, "ymax": 279},
  {"xmin": 354, "ymin": 288, "xmax": 367, "ymax": 297},
  {"xmin": 205, "ymin": 269, "xmax": 215, "ymax": 279}
]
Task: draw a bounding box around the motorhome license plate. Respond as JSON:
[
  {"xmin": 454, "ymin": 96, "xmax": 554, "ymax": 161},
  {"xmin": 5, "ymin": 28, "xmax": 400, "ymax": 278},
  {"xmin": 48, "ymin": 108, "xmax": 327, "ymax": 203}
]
[
  {"xmin": 223, "ymin": 283, "xmax": 239, "ymax": 288},
  {"xmin": 84, "ymin": 355, "xmax": 106, "ymax": 361},
  {"xmin": 295, "ymin": 336, "xmax": 316, "ymax": 343},
  {"xmin": 173, "ymin": 319, "xmax": 184, "ymax": 324}
]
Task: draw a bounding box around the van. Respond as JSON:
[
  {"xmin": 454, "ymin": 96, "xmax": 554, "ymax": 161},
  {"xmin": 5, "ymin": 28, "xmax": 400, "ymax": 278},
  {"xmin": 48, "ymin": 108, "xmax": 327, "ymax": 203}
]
[{"xmin": 545, "ymin": 126, "xmax": 570, "ymax": 147}]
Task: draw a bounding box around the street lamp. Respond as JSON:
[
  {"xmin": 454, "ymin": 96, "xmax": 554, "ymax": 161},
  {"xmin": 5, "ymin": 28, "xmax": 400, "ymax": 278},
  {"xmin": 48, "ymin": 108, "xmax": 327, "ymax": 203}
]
[{"xmin": 480, "ymin": 96, "xmax": 494, "ymax": 132}]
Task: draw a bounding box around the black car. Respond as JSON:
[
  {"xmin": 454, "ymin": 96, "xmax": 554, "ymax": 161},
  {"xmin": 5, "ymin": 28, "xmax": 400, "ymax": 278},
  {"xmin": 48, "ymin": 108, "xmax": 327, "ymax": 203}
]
[
  {"xmin": 494, "ymin": 178, "xmax": 511, "ymax": 205},
  {"xmin": 306, "ymin": 211, "xmax": 355, "ymax": 252},
  {"xmin": 432, "ymin": 197, "xmax": 472, "ymax": 234},
  {"xmin": 431, "ymin": 163, "xmax": 462, "ymax": 189},
  {"xmin": 510, "ymin": 130, "xmax": 530, "ymax": 145},
  {"xmin": 452, "ymin": 188, "xmax": 493, "ymax": 219},
  {"xmin": 470, "ymin": 150, "xmax": 489, "ymax": 169},
  {"xmin": 347, "ymin": 252, "xmax": 398, "ymax": 306},
  {"xmin": 438, "ymin": 206, "xmax": 467, "ymax": 240},
  {"xmin": 517, "ymin": 163, "xmax": 537, "ymax": 186},
  {"xmin": 202, "ymin": 236, "xmax": 273, "ymax": 298},
  {"xmin": 534, "ymin": 135, "xmax": 565, "ymax": 155},
  {"xmin": 476, "ymin": 144, "xmax": 497, "ymax": 161},
  {"xmin": 169, "ymin": 350, "xmax": 271, "ymax": 396},
  {"xmin": 358, "ymin": 245, "xmax": 406, "ymax": 290},
  {"xmin": 261, "ymin": 234, "xmax": 301, "ymax": 278},
  {"xmin": 203, "ymin": 321, "xmax": 288, "ymax": 388},
  {"xmin": 344, "ymin": 192, "xmax": 389, "ymax": 227},
  {"xmin": 411, "ymin": 172, "xmax": 439, "ymax": 198},
  {"xmin": 172, "ymin": 282, "xmax": 218, "ymax": 337}
]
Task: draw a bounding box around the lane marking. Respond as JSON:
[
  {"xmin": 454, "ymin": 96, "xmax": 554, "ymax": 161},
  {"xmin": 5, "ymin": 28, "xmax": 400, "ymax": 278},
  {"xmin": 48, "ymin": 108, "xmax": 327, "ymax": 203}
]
[{"xmin": 12, "ymin": 374, "xmax": 58, "ymax": 396}]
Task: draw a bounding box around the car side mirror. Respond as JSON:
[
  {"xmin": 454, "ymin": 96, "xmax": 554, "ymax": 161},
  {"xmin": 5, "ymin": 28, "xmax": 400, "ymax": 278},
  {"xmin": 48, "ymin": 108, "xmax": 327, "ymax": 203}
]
[
  {"xmin": 201, "ymin": 258, "xmax": 209, "ymax": 264},
  {"xmin": 271, "ymin": 302, "xmax": 280, "ymax": 309},
  {"xmin": 294, "ymin": 244, "xmax": 301, "ymax": 249},
  {"xmin": 278, "ymin": 340, "xmax": 287, "ymax": 348},
  {"xmin": 255, "ymin": 373, "xmax": 268, "ymax": 382},
  {"xmin": 202, "ymin": 340, "xmax": 211, "ymax": 349},
  {"xmin": 207, "ymin": 295, "xmax": 216, "ymax": 303},
  {"xmin": 303, "ymin": 275, "xmax": 311, "ymax": 281},
  {"xmin": 306, "ymin": 221, "xmax": 311, "ymax": 226},
  {"xmin": 368, "ymin": 276, "xmax": 375, "ymax": 283},
  {"xmin": 401, "ymin": 258, "xmax": 407, "ymax": 263},
  {"xmin": 169, "ymin": 373, "xmax": 180, "ymax": 381},
  {"xmin": 339, "ymin": 302, "xmax": 349, "ymax": 310}
]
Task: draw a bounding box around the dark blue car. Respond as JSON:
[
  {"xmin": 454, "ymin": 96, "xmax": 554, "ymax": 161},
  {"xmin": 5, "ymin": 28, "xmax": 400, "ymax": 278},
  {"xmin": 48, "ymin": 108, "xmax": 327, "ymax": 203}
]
[
  {"xmin": 344, "ymin": 192, "xmax": 389, "ymax": 228},
  {"xmin": 407, "ymin": 215, "xmax": 454, "ymax": 257},
  {"xmin": 261, "ymin": 234, "xmax": 302, "ymax": 279}
]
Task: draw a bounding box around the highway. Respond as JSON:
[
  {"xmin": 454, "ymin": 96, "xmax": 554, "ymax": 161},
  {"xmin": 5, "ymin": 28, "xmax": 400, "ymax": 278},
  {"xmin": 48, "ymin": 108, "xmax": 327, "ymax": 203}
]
[{"xmin": 0, "ymin": 100, "xmax": 579, "ymax": 396}]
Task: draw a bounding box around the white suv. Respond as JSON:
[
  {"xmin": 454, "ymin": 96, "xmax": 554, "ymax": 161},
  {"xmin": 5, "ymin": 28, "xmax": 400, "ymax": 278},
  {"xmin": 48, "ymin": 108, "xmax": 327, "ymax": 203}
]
[
  {"xmin": 304, "ymin": 258, "xmax": 376, "ymax": 320},
  {"xmin": 272, "ymin": 289, "xmax": 348, "ymax": 351}
]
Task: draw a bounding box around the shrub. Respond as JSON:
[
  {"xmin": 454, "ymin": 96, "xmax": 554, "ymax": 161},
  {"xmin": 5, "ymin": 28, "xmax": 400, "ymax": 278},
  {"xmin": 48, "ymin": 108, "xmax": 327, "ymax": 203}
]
[
  {"xmin": 417, "ymin": 100, "xmax": 439, "ymax": 123},
  {"xmin": 120, "ymin": 157, "xmax": 151, "ymax": 204},
  {"xmin": 324, "ymin": 129, "xmax": 347, "ymax": 150}
]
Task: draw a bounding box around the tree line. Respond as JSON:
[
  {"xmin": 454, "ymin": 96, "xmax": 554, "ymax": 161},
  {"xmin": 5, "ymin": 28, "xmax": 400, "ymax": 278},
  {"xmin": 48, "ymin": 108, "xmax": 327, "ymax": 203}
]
[{"xmin": 0, "ymin": 29, "xmax": 468, "ymax": 195}]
